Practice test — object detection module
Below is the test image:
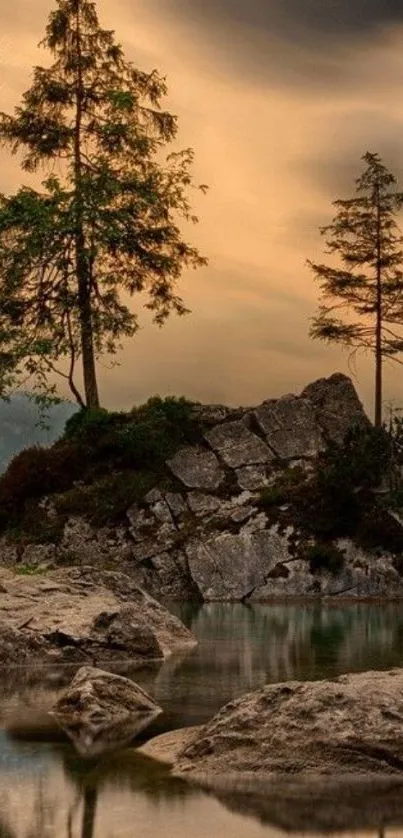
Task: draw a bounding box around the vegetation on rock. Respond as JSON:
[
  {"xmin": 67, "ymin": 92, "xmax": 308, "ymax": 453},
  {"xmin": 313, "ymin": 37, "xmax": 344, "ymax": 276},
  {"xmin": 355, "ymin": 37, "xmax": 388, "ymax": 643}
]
[{"xmin": 0, "ymin": 395, "xmax": 203, "ymax": 534}]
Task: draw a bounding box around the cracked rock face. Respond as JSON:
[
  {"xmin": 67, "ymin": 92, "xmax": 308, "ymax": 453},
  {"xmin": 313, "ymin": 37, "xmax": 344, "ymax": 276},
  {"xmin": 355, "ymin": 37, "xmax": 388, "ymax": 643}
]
[
  {"xmin": 205, "ymin": 420, "xmax": 274, "ymax": 468},
  {"xmin": 254, "ymin": 395, "xmax": 324, "ymax": 459},
  {"xmin": 167, "ymin": 446, "xmax": 225, "ymax": 490},
  {"xmin": 186, "ymin": 529, "xmax": 292, "ymax": 601}
]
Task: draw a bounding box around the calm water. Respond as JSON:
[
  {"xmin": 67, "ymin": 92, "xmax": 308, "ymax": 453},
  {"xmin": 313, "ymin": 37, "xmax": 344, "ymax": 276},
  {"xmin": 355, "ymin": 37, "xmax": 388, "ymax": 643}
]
[{"xmin": 2, "ymin": 602, "xmax": 403, "ymax": 837}]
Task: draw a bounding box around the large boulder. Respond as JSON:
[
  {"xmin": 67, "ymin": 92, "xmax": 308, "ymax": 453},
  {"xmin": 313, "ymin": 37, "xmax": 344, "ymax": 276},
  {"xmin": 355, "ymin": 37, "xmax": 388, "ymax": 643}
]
[
  {"xmin": 0, "ymin": 568, "xmax": 196, "ymax": 664},
  {"xmin": 52, "ymin": 666, "xmax": 162, "ymax": 756},
  {"xmin": 302, "ymin": 372, "xmax": 369, "ymax": 443},
  {"xmin": 175, "ymin": 669, "xmax": 403, "ymax": 778}
]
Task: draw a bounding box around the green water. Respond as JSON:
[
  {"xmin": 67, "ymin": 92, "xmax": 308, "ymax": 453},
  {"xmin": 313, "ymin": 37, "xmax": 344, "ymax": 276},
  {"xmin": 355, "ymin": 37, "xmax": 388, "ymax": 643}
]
[{"xmin": 2, "ymin": 601, "xmax": 403, "ymax": 837}]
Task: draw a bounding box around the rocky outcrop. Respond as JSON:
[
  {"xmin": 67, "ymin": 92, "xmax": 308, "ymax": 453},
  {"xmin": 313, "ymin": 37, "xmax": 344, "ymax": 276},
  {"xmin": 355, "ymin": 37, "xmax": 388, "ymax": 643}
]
[
  {"xmin": 174, "ymin": 668, "xmax": 403, "ymax": 778},
  {"xmin": 2, "ymin": 372, "xmax": 392, "ymax": 602},
  {"xmin": 0, "ymin": 567, "xmax": 196, "ymax": 664},
  {"xmin": 52, "ymin": 666, "xmax": 162, "ymax": 756}
]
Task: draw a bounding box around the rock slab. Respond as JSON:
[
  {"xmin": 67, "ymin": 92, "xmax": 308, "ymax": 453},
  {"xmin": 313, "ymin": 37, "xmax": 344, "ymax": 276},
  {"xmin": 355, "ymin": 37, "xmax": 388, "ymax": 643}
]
[{"xmin": 0, "ymin": 568, "xmax": 196, "ymax": 665}]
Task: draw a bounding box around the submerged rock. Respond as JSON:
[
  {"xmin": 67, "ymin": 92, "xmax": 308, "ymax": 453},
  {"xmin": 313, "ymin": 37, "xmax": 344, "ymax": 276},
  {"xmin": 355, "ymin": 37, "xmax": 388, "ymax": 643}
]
[
  {"xmin": 52, "ymin": 666, "xmax": 162, "ymax": 756},
  {"xmin": 175, "ymin": 669, "xmax": 403, "ymax": 778}
]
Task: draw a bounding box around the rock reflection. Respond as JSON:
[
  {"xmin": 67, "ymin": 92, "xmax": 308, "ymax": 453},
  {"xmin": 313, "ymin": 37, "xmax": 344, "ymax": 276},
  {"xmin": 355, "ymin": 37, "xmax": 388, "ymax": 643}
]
[{"xmin": 2, "ymin": 602, "xmax": 403, "ymax": 837}]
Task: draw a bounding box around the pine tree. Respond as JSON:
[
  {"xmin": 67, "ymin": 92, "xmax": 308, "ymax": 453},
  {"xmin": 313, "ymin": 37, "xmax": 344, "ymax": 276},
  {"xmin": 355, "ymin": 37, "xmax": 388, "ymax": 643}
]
[
  {"xmin": 0, "ymin": 0, "xmax": 207, "ymax": 408},
  {"xmin": 308, "ymin": 152, "xmax": 403, "ymax": 427}
]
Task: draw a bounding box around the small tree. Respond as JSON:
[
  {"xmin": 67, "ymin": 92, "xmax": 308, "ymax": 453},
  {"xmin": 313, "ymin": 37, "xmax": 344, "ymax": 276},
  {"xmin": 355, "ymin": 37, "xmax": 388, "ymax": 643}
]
[
  {"xmin": 308, "ymin": 152, "xmax": 403, "ymax": 426},
  {"xmin": 0, "ymin": 0, "xmax": 207, "ymax": 408}
]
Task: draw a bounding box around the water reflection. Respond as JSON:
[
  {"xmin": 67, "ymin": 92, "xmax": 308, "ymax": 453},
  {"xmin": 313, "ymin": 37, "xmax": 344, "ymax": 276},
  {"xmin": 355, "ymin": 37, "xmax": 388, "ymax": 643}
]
[{"xmin": 2, "ymin": 602, "xmax": 403, "ymax": 836}]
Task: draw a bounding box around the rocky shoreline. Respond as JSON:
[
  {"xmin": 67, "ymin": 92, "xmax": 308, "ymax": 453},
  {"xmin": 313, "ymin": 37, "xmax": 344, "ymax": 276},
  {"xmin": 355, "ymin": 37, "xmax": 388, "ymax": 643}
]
[{"xmin": 0, "ymin": 566, "xmax": 196, "ymax": 666}]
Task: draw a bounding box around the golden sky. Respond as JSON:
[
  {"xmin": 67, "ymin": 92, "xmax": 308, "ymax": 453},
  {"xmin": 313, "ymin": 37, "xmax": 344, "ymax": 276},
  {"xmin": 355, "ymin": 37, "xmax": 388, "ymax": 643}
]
[{"xmin": 2, "ymin": 0, "xmax": 403, "ymax": 416}]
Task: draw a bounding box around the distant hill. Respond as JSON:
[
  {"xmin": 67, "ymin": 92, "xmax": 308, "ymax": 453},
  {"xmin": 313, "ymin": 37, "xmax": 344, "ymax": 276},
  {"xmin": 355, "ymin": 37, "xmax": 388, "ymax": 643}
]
[{"xmin": 0, "ymin": 393, "xmax": 77, "ymax": 473}]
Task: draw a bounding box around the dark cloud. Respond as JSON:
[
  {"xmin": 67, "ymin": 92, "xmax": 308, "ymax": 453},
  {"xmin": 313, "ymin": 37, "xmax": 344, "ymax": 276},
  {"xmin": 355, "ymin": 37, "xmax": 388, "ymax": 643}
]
[{"xmin": 159, "ymin": 0, "xmax": 403, "ymax": 43}]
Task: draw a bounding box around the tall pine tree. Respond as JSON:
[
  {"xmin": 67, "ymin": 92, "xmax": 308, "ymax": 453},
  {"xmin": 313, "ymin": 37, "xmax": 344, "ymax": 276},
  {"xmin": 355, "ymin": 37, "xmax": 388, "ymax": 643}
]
[
  {"xmin": 308, "ymin": 152, "xmax": 403, "ymax": 426},
  {"xmin": 0, "ymin": 0, "xmax": 207, "ymax": 407}
]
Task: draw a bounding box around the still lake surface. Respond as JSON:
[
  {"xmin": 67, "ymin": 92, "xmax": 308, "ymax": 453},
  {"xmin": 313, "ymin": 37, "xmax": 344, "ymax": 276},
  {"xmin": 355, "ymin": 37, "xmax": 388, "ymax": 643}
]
[{"xmin": 2, "ymin": 601, "xmax": 403, "ymax": 837}]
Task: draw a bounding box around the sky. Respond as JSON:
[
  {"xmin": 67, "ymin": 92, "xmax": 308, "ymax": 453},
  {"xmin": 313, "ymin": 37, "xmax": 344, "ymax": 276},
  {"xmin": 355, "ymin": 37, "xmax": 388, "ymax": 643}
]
[{"xmin": 2, "ymin": 0, "xmax": 403, "ymax": 416}]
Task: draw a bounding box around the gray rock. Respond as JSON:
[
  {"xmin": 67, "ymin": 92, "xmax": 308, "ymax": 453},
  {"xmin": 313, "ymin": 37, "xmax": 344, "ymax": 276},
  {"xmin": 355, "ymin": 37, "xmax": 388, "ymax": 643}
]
[
  {"xmin": 141, "ymin": 551, "xmax": 198, "ymax": 600},
  {"xmin": 186, "ymin": 528, "xmax": 290, "ymax": 600},
  {"xmin": 191, "ymin": 404, "xmax": 244, "ymax": 425},
  {"xmin": 165, "ymin": 492, "xmax": 189, "ymax": 520},
  {"xmin": 236, "ymin": 465, "xmax": 270, "ymax": 491},
  {"xmin": 175, "ymin": 669, "xmax": 403, "ymax": 778},
  {"xmin": 150, "ymin": 499, "xmax": 174, "ymax": 525},
  {"xmin": 255, "ymin": 395, "xmax": 324, "ymax": 459},
  {"xmin": 205, "ymin": 420, "xmax": 273, "ymax": 468},
  {"xmin": 126, "ymin": 506, "xmax": 156, "ymax": 543},
  {"xmin": 130, "ymin": 525, "xmax": 178, "ymax": 564},
  {"xmin": 302, "ymin": 372, "xmax": 369, "ymax": 444},
  {"xmin": 144, "ymin": 488, "xmax": 163, "ymax": 504},
  {"xmin": 167, "ymin": 446, "xmax": 225, "ymax": 490},
  {"xmin": 187, "ymin": 492, "xmax": 221, "ymax": 517},
  {"xmin": 52, "ymin": 666, "xmax": 162, "ymax": 757}
]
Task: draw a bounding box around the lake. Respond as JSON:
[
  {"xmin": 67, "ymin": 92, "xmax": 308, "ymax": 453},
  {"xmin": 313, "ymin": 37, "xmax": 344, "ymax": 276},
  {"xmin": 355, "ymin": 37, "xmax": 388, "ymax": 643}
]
[{"xmin": 2, "ymin": 601, "xmax": 403, "ymax": 837}]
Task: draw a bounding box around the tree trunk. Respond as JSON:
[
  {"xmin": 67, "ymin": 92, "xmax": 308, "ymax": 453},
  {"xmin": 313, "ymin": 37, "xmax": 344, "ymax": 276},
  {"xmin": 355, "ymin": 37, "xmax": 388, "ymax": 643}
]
[
  {"xmin": 374, "ymin": 182, "xmax": 382, "ymax": 427},
  {"xmin": 74, "ymin": 0, "xmax": 100, "ymax": 409},
  {"xmin": 81, "ymin": 787, "xmax": 97, "ymax": 838}
]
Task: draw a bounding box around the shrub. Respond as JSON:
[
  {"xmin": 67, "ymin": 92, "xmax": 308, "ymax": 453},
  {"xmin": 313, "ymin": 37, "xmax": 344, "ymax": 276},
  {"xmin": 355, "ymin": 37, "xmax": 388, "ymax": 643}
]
[
  {"xmin": 258, "ymin": 486, "xmax": 288, "ymax": 508},
  {"xmin": 63, "ymin": 407, "xmax": 125, "ymax": 441},
  {"xmin": 258, "ymin": 466, "xmax": 308, "ymax": 509},
  {"xmin": 0, "ymin": 441, "xmax": 84, "ymax": 518},
  {"xmin": 307, "ymin": 543, "xmax": 345, "ymax": 576},
  {"xmin": 293, "ymin": 424, "xmax": 392, "ymax": 541},
  {"xmin": 54, "ymin": 470, "xmax": 158, "ymax": 526}
]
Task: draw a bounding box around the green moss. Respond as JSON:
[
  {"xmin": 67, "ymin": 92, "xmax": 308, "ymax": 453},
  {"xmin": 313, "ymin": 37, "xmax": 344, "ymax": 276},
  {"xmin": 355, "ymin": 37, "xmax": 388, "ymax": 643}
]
[{"xmin": 14, "ymin": 564, "xmax": 46, "ymax": 576}]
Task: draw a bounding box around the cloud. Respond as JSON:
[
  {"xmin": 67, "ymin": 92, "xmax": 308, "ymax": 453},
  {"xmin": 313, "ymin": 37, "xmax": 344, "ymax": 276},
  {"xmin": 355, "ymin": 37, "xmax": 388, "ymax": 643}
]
[{"xmin": 156, "ymin": 0, "xmax": 403, "ymax": 41}]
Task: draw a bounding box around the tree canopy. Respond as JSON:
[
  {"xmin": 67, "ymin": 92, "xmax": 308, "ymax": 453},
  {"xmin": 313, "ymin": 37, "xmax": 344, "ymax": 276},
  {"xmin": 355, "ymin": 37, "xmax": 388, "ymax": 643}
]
[
  {"xmin": 308, "ymin": 152, "xmax": 403, "ymax": 426},
  {"xmin": 0, "ymin": 0, "xmax": 207, "ymax": 407}
]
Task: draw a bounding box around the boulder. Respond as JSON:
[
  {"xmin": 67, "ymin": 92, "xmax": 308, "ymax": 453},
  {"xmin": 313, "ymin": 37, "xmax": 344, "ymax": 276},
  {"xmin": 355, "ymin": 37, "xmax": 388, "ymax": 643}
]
[
  {"xmin": 167, "ymin": 445, "xmax": 225, "ymax": 490},
  {"xmin": 254, "ymin": 395, "xmax": 324, "ymax": 459},
  {"xmin": 205, "ymin": 420, "xmax": 273, "ymax": 468},
  {"xmin": 175, "ymin": 669, "xmax": 403, "ymax": 778},
  {"xmin": 0, "ymin": 568, "xmax": 196, "ymax": 664},
  {"xmin": 52, "ymin": 666, "xmax": 162, "ymax": 756},
  {"xmin": 302, "ymin": 372, "xmax": 369, "ymax": 444}
]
